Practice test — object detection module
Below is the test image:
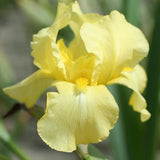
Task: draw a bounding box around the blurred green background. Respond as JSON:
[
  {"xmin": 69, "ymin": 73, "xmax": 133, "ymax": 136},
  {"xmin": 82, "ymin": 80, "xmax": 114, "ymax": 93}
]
[{"xmin": 0, "ymin": 0, "xmax": 160, "ymax": 160}]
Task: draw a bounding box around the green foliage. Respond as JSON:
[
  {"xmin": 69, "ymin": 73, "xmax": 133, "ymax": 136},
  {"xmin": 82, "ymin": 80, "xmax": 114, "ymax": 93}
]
[
  {"xmin": 143, "ymin": 2, "xmax": 160, "ymax": 160},
  {"xmin": 0, "ymin": 52, "xmax": 16, "ymax": 108},
  {"xmin": 0, "ymin": 154, "xmax": 10, "ymax": 160},
  {"xmin": 0, "ymin": 0, "xmax": 13, "ymax": 9},
  {"xmin": 88, "ymin": 144, "xmax": 109, "ymax": 160},
  {"xmin": 0, "ymin": 119, "xmax": 31, "ymax": 160}
]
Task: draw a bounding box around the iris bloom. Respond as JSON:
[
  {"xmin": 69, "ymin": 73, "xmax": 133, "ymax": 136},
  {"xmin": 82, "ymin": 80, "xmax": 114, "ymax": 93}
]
[{"xmin": 3, "ymin": 1, "xmax": 151, "ymax": 152}]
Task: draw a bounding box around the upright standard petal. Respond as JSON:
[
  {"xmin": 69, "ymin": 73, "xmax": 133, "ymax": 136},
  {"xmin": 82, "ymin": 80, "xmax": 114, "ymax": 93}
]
[
  {"xmin": 37, "ymin": 81, "xmax": 119, "ymax": 152},
  {"xmin": 3, "ymin": 70, "xmax": 54, "ymax": 108},
  {"xmin": 31, "ymin": 2, "xmax": 74, "ymax": 80},
  {"xmin": 107, "ymin": 65, "xmax": 151, "ymax": 122},
  {"xmin": 69, "ymin": 1, "xmax": 102, "ymax": 59},
  {"xmin": 48, "ymin": 1, "xmax": 72, "ymax": 39},
  {"xmin": 80, "ymin": 10, "xmax": 149, "ymax": 84}
]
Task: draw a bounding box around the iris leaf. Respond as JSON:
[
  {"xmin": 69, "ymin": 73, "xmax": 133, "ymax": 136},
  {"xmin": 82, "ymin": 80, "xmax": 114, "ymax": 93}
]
[
  {"xmin": 120, "ymin": 0, "xmax": 140, "ymax": 26},
  {"xmin": 142, "ymin": 2, "xmax": 160, "ymax": 160},
  {"xmin": 0, "ymin": 118, "xmax": 31, "ymax": 160},
  {"xmin": 108, "ymin": 85, "xmax": 128, "ymax": 160},
  {"xmin": 0, "ymin": 154, "xmax": 10, "ymax": 160}
]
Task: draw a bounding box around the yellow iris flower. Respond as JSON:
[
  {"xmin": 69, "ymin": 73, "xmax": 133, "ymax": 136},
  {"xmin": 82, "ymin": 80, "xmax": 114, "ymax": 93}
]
[{"xmin": 3, "ymin": 1, "xmax": 151, "ymax": 152}]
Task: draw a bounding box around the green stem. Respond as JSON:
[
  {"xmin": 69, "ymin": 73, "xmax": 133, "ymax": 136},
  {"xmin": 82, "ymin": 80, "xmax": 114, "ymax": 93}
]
[{"xmin": 76, "ymin": 145, "xmax": 90, "ymax": 160}]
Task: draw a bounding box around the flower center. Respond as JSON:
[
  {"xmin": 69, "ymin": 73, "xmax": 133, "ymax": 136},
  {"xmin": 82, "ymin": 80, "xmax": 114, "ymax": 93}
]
[{"xmin": 75, "ymin": 77, "xmax": 89, "ymax": 91}]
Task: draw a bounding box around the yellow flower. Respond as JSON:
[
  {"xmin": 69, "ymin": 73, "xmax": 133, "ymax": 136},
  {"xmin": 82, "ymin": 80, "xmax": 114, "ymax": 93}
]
[{"xmin": 3, "ymin": 1, "xmax": 151, "ymax": 152}]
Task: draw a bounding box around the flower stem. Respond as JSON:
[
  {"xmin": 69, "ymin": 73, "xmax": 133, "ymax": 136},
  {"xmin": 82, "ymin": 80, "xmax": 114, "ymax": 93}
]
[{"xmin": 76, "ymin": 144, "xmax": 90, "ymax": 160}]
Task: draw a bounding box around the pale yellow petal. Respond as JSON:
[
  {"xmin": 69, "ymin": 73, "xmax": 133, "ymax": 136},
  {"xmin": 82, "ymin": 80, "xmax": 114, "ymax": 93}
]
[
  {"xmin": 69, "ymin": 54, "xmax": 95, "ymax": 83},
  {"xmin": 31, "ymin": 28, "xmax": 69, "ymax": 80},
  {"xmin": 3, "ymin": 70, "xmax": 53, "ymax": 108},
  {"xmin": 80, "ymin": 22, "xmax": 113, "ymax": 84},
  {"xmin": 31, "ymin": 1, "xmax": 74, "ymax": 79},
  {"xmin": 56, "ymin": 39, "xmax": 73, "ymax": 78},
  {"xmin": 70, "ymin": 1, "xmax": 102, "ymax": 35},
  {"xmin": 80, "ymin": 10, "xmax": 149, "ymax": 84},
  {"xmin": 107, "ymin": 65, "xmax": 151, "ymax": 122},
  {"xmin": 48, "ymin": 2, "xmax": 72, "ymax": 39},
  {"xmin": 108, "ymin": 11, "xmax": 149, "ymax": 68},
  {"xmin": 69, "ymin": 1, "xmax": 102, "ymax": 59},
  {"xmin": 37, "ymin": 81, "xmax": 119, "ymax": 152}
]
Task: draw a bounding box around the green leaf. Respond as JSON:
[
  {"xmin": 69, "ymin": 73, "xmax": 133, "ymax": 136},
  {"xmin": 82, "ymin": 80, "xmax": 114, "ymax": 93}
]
[
  {"xmin": 0, "ymin": 154, "xmax": 10, "ymax": 160},
  {"xmin": 0, "ymin": 119, "xmax": 10, "ymax": 143},
  {"xmin": 0, "ymin": 51, "xmax": 16, "ymax": 107},
  {"xmin": 142, "ymin": 2, "xmax": 160, "ymax": 160},
  {"xmin": 0, "ymin": 118, "xmax": 31, "ymax": 160},
  {"xmin": 108, "ymin": 85, "xmax": 129, "ymax": 160},
  {"xmin": 120, "ymin": 0, "xmax": 140, "ymax": 26}
]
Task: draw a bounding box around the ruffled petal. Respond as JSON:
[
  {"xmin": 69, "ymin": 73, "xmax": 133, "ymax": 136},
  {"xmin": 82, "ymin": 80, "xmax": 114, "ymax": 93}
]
[
  {"xmin": 69, "ymin": 1, "xmax": 102, "ymax": 59},
  {"xmin": 48, "ymin": 2, "xmax": 72, "ymax": 39},
  {"xmin": 80, "ymin": 21, "xmax": 113, "ymax": 84},
  {"xmin": 80, "ymin": 10, "xmax": 149, "ymax": 84},
  {"xmin": 31, "ymin": 28, "xmax": 65, "ymax": 79},
  {"xmin": 31, "ymin": 2, "xmax": 73, "ymax": 79},
  {"xmin": 3, "ymin": 70, "xmax": 53, "ymax": 108},
  {"xmin": 108, "ymin": 11, "xmax": 149, "ymax": 68},
  {"xmin": 107, "ymin": 65, "xmax": 151, "ymax": 122},
  {"xmin": 37, "ymin": 81, "xmax": 119, "ymax": 152},
  {"xmin": 70, "ymin": 1, "xmax": 102, "ymax": 35}
]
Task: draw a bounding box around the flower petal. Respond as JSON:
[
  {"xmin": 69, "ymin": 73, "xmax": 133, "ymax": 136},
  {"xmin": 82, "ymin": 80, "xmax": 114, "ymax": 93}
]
[
  {"xmin": 37, "ymin": 81, "xmax": 119, "ymax": 152},
  {"xmin": 80, "ymin": 21, "xmax": 113, "ymax": 84},
  {"xmin": 3, "ymin": 70, "xmax": 53, "ymax": 108},
  {"xmin": 80, "ymin": 10, "xmax": 149, "ymax": 84},
  {"xmin": 48, "ymin": 2, "xmax": 72, "ymax": 39},
  {"xmin": 69, "ymin": 1, "xmax": 102, "ymax": 59},
  {"xmin": 31, "ymin": 28, "xmax": 65, "ymax": 79},
  {"xmin": 69, "ymin": 54, "xmax": 95, "ymax": 83},
  {"xmin": 107, "ymin": 65, "xmax": 151, "ymax": 122},
  {"xmin": 31, "ymin": 2, "xmax": 74, "ymax": 79}
]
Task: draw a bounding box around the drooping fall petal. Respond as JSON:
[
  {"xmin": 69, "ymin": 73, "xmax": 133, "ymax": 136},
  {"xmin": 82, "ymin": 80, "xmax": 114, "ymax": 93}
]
[
  {"xmin": 3, "ymin": 70, "xmax": 53, "ymax": 108},
  {"xmin": 37, "ymin": 81, "xmax": 119, "ymax": 152},
  {"xmin": 107, "ymin": 65, "xmax": 151, "ymax": 122}
]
